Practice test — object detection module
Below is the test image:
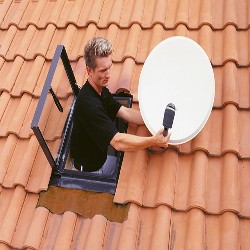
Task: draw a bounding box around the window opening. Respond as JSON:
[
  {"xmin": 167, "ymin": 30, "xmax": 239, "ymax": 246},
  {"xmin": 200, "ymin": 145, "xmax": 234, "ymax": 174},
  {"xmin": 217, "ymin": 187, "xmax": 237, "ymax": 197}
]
[{"xmin": 31, "ymin": 45, "xmax": 132, "ymax": 194}]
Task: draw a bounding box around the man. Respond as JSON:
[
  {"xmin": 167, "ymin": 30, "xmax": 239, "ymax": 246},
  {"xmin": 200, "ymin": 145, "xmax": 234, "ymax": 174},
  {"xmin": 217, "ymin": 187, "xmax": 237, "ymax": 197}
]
[{"xmin": 70, "ymin": 37, "xmax": 170, "ymax": 174}]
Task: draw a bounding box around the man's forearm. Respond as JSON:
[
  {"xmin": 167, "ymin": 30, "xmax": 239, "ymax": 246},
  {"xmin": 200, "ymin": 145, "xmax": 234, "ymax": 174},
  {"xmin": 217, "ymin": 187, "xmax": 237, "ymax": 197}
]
[
  {"xmin": 126, "ymin": 108, "xmax": 144, "ymax": 125},
  {"xmin": 110, "ymin": 132, "xmax": 156, "ymax": 151},
  {"xmin": 117, "ymin": 106, "xmax": 144, "ymax": 125}
]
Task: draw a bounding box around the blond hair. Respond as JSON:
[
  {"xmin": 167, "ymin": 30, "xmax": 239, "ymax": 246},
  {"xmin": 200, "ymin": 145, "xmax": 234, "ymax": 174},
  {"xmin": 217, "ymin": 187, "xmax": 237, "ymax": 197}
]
[{"xmin": 84, "ymin": 37, "xmax": 112, "ymax": 69}]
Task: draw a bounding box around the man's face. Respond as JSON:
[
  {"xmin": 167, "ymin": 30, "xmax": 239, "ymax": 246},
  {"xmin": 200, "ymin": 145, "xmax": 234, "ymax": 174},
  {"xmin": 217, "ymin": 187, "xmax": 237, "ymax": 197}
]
[{"xmin": 88, "ymin": 54, "xmax": 112, "ymax": 88}]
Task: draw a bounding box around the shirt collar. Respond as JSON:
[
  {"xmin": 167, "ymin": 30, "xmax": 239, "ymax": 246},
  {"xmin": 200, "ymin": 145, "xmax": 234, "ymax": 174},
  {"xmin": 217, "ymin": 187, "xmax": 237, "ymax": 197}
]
[{"xmin": 85, "ymin": 80, "xmax": 106, "ymax": 101}]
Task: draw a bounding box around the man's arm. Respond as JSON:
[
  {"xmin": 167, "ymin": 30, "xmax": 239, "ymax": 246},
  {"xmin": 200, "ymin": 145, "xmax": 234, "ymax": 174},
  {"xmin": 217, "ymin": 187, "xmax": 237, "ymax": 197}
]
[
  {"xmin": 117, "ymin": 106, "xmax": 144, "ymax": 125},
  {"xmin": 110, "ymin": 128, "xmax": 170, "ymax": 151}
]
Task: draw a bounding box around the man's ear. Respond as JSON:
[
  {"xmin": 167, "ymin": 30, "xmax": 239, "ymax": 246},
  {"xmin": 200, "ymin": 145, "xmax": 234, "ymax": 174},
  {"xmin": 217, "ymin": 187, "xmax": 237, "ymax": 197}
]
[
  {"xmin": 86, "ymin": 66, "xmax": 91, "ymax": 75},
  {"xmin": 86, "ymin": 66, "xmax": 90, "ymax": 75}
]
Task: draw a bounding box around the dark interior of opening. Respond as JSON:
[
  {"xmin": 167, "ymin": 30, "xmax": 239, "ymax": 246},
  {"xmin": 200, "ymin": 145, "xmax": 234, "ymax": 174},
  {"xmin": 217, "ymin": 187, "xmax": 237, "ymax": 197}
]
[{"xmin": 48, "ymin": 94, "xmax": 132, "ymax": 194}]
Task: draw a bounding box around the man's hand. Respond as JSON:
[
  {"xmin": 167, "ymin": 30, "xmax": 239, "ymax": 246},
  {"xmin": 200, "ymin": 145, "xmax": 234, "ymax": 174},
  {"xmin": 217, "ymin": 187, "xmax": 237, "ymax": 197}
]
[{"xmin": 153, "ymin": 128, "xmax": 171, "ymax": 148}]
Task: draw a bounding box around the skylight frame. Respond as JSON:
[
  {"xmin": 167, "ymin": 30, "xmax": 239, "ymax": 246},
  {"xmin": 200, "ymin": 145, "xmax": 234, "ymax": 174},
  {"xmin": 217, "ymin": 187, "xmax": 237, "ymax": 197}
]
[
  {"xmin": 31, "ymin": 45, "xmax": 79, "ymax": 172},
  {"xmin": 48, "ymin": 94, "xmax": 132, "ymax": 194}
]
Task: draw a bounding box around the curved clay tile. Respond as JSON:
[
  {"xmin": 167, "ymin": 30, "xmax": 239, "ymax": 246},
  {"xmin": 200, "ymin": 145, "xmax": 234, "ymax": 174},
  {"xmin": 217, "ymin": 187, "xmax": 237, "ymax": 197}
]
[{"xmin": 2, "ymin": 0, "xmax": 250, "ymax": 30}]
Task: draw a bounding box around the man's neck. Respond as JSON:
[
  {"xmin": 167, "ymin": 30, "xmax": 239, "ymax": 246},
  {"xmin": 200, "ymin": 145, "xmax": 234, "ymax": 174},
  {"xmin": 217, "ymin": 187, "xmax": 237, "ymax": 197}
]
[{"xmin": 88, "ymin": 78, "xmax": 102, "ymax": 95}]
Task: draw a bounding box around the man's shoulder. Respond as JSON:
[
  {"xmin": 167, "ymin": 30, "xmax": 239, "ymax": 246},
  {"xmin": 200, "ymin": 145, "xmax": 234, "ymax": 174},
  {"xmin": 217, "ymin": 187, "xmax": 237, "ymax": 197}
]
[
  {"xmin": 102, "ymin": 86, "xmax": 112, "ymax": 96},
  {"xmin": 75, "ymin": 88, "xmax": 104, "ymax": 119},
  {"xmin": 79, "ymin": 82, "xmax": 92, "ymax": 95},
  {"xmin": 78, "ymin": 85, "xmax": 99, "ymax": 102}
]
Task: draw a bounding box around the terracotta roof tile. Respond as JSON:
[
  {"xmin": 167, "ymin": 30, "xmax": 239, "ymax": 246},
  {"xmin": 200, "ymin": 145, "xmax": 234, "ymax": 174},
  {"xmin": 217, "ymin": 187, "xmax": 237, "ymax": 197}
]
[
  {"xmin": 23, "ymin": 207, "xmax": 50, "ymax": 249},
  {"xmin": 2, "ymin": 0, "xmax": 250, "ymax": 30},
  {"xmin": 0, "ymin": 186, "xmax": 27, "ymax": 245},
  {"xmin": 170, "ymin": 208, "xmax": 206, "ymax": 249},
  {"xmin": 115, "ymin": 150, "xmax": 250, "ymax": 216},
  {"xmin": 70, "ymin": 213, "xmax": 102, "ymax": 249},
  {"xmin": 11, "ymin": 191, "xmax": 39, "ymax": 249},
  {"xmin": 0, "ymin": 92, "xmax": 11, "ymax": 119},
  {"xmin": 174, "ymin": 106, "xmax": 250, "ymax": 157},
  {"xmin": 0, "ymin": 136, "xmax": 52, "ymax": 192},
  {"xmin": 52, "ymin": 211, "xmax": 78, "ymax": 250},
  {"xmin": 2, "ymin": 137, "xmax": 35, "ymax": 188},
  {"xmin": 6, "ymin": 27, "xmax": 35, "ymax": 60},
  {"xmin": 0, "ymin": 26, "xmax": 17, "ymax": 57},
  {"xmin": 26, "ymin": 25, "xmax": 57, "ymax": 59},
  {"xmin": 12, "ymin": 57, "xmax": 46, "ymax": 97},
  {"xmin": 99, "ymin": 0, "xmax": 123, "ymax": 28},
  {"xmin": 0, "ymin": 0, "xmax": 30, "ymax": 30},
  {"xmin": 207, "ymin": 212, "xmax": 241, "ymax": 249},
  {"xmin": 38, "ymin": 0, "xmax": 66, "ymax": 29},
  {"xmin": 0, "ymin": 94, "xmax": 34, "ymax": 137},
  {"xmin": 18, "ymin": 0, "xmax": 47, "ymax": 29},
  {"xmin": 0, "ymin": 135, "xmax": 18, "ymax": 184},
  {"xmin": 25, "ymin": 145, "xmax": 52, "ymax": 193},
  {"xmin": 1, "ymin": 103, "xmax": 250, "ymax": 192},
  {"xmin": 1, "ymin": 24, "xmax": 250, "ymax": 66},
  {"xmin": 1, "ymin": 193, "xmax": 250, "ymax": 249},
  {"xmin": 0, "ymin": 57, "xmax": 24, "ymax": 93}
]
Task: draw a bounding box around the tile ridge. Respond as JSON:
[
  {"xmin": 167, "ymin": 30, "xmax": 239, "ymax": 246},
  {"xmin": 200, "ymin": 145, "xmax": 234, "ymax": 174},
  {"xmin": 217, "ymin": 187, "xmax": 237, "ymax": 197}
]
[
  {"xmin": 1, "ymin": 24, "xmax": 249, "ymax": 67},
  {"xmin": 0, "ymin": 128, "xmax": 33, "ymax": 140},
  {"xmin": 116, "ymin": 201, "xmax": 249, "ymax": 218},
  {"xmin": 189, "ymin": 23, "xmax": 250, "ymax": 31},
  {"xmin": 167, "ymin": 147, "xmax": 248, "ymax": 161},
  {"xmin": 1, "ymin": 0, "xmax": 250, "ymax": 30},
  {"xmin": 2, "ymin": 60, "xmax": 250, "ymax": 104},
  {"xmin": 102, "ymin": 194, "xmax": 250, "ymax": 220},
  {"xmin": 1, "ymin": 16, "xmax": 250, "ymax": 32}
]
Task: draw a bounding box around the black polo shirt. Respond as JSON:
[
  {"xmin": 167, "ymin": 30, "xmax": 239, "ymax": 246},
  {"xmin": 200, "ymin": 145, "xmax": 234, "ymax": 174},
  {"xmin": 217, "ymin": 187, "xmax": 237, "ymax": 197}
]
[{"xmin": 70, "ymin": 81, "xmax": 121, "ymax": 172}]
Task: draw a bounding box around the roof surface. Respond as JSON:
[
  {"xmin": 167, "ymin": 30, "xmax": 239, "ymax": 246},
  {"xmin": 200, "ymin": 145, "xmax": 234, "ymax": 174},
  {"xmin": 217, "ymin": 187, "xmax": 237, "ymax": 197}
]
[{"xmin": 0, "ymin": 0, "xmax": 250, "ymax": 249}]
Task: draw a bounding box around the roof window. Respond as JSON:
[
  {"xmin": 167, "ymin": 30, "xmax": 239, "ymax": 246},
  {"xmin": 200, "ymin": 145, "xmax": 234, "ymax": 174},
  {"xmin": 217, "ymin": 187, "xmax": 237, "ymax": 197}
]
[{"xmin": 31, "ymin": 45, "xmax": 132, "ymax": 194}]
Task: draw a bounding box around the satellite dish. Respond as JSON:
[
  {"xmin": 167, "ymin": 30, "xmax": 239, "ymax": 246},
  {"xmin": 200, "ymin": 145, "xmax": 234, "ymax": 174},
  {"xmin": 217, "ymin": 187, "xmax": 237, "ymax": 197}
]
[{"xmin": 138, "ymin": 36, "xmax": 215, "ymax": 145}]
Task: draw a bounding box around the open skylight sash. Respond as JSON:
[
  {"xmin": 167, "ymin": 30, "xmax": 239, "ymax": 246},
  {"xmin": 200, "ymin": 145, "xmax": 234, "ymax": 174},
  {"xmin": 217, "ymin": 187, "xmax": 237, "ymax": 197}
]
[{"xmin": 31, "ymin": 45, "xmax": 78, "ymax": 171}]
